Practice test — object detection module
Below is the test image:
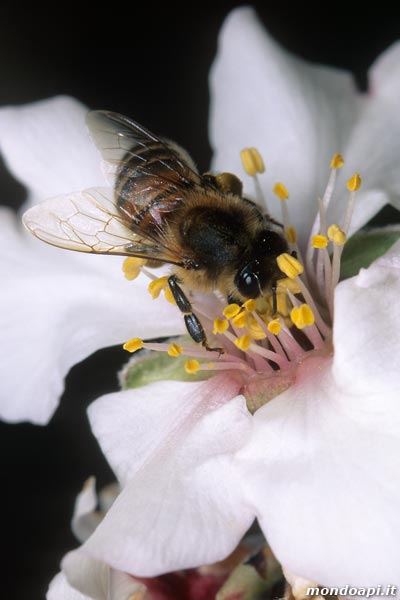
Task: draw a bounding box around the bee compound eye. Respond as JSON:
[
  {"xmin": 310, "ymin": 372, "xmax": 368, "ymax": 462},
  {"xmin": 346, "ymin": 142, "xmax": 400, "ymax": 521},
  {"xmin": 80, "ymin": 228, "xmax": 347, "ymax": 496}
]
[{"xmin": 235, "ymin": 265, "xmax": 260, "ymax": 299}]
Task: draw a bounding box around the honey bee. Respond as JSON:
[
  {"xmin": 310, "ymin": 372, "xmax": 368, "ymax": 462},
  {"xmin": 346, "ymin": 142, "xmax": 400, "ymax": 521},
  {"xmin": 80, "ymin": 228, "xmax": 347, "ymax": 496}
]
[{"xmin": 22, "ymin": 111, "xmax": 288, "ymax": 352}]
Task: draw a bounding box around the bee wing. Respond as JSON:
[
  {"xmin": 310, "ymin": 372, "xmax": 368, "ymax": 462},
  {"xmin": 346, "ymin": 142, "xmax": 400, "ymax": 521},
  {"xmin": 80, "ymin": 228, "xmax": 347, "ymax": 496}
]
[
  {"xmin": 86, "ymin": 110, "xmax": 202, "ymax": 194},
  {"xmin": 22, "ymin": 187, "xmax": 184, "ymax": 263}
]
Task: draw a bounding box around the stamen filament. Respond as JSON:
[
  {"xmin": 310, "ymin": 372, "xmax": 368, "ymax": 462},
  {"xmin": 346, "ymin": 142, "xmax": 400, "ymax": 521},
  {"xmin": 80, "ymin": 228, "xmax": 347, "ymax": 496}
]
[
  {"xmin": 254, "ymin": 175, "xmax": 269, "ymax": 212},
  {"xmin": 198, "ymin": 361, "xmax": 254, "ymax": 374},
  {"xmin": 306, "ymin": 164, "xmax": 339, "ymax": 273},
  {"xmin": 322, "ymin": 246, "xmax": 333, "ymax": 317},
  {"xmin": 222, "ymin": 330, "xmax": 287, "ymax": 368},
  {"xmin": 251, "ymin": 311, "xmax": 290, "ymax": 366},
  {"xmin": 141, "ymin": 267, "xmax": 158, "ymax": 281},
  {"xmin": 330, "ymin": 242, "xmax": 343, "ymax": 308},
  {"xmin": 275, "ymin": 326, "xmax": 307, "ymax": 361},
  {"xmin": 342, "ymin": 191, "xmax": 356, "ymax": 235},
  {"xmin": 289, "ymin": 281, "xmax": 331, "ymax": 338}
]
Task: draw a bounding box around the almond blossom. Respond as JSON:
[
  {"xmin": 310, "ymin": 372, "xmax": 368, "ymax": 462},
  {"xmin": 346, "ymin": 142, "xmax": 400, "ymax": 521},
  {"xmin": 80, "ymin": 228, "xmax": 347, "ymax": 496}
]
[
  {"xmin": 73, "ymin": 8, "xmax": 400, "ymax": 587},
  {"xmin": 1, "ymin": 5, "xmax": 400, "ymax": 591}
]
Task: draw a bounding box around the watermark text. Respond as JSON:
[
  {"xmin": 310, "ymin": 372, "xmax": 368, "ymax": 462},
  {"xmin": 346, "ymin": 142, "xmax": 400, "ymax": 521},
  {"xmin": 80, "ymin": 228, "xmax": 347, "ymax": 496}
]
[{"xmin": 306, "ymin": 585, "xmax": 397, "ymax": 597}]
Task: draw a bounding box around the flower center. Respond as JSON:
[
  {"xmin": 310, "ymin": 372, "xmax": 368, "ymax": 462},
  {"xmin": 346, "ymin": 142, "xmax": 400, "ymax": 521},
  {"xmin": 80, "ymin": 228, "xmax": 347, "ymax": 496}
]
[{"xmin": 122, "ymin": 152, "xmax": 361, "ymax": 412}]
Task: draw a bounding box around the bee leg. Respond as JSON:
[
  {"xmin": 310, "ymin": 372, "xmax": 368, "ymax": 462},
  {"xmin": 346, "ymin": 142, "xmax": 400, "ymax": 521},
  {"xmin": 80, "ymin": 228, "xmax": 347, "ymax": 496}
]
[{"xmin": 168, "ymin": 275, "xmax": 224, "ymax": 354}]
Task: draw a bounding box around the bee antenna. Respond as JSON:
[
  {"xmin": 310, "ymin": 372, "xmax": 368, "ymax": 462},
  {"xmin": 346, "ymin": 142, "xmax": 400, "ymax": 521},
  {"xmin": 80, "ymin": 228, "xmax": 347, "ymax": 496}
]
[{"xmin": 271, "ymin": 283, "xmax": 277, "ymax": 315}]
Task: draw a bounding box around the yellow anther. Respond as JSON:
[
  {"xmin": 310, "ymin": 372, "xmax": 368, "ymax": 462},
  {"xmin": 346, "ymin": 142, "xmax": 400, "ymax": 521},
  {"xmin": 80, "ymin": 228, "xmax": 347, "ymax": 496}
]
[
  {"xmin": 240, "ymin": 147, "xmax": 265, "ymax": 176},
  {"xmin": 213, "ymin": 317, "xmax": 229, "ymax": 335},
  {"xmin": 243, "ymin": 299, "xmax": 255, "ymax": 312},
  {"xmin": 327, "ymin": 224, "xmax": 347, "ymax": 246},
  {"xmin": 163, "ymin": 286, "xmax": 176, "ymax": 304},
  {"xmin": 290, "ymin": 304, "xmax": 315, "ymax": 329},
  {"xmin": 246, "ymin": 314, "xmax": 267, "ymax": 340},
  {"xmin": 312, "ymin": 234, "xmax": 328, "ymax": 249},
  {"xmin": 347, "ymin": 172, "xmax": 362, "ymax": 191},
  {"xmin": 167, "ymin": 343, "xmax": 183, "ymax": 357},
  {"xmin": 273, "ymin": 182, "xmax": 289, "ymax": 200},
  {"xmin": 208, "ymin": 362, "xmax": 214, "ymax": 369},
  {"xmin": 267, "ymin": 319, "xmax": 282, "ymax": 335},
  {"xmin": 234, "ymin": 334, "xmax": 252, "ymax": 351},
  {"xmin": 232, "ymin": 310, "xmax": 247, "ymax": 328},
  {"xmin": 223, "ymin": 303, "xmax": 241, "ymax": 319},
  {"xmin": 285, "ymin": 226, "xmax": 298, "ymax": 244},
  {"xmin": 330, "ymin": 153, "xmax": 344, "ymax": 169},
  {"xmin": 276, "ymin": 253, "xmax": 304, "ymax": 278},
  {"xmin": 123, "ymin": 338, "xmax": 144, "ymax": 353},
  {"xmin": 148, "ymin": 276, "xmax": 169, "ymax": 299},
  {"xmin": 122, "ymin": 257, "xmax": 147, "ymax": 280},
  {"xmin": 277, "ymin": 277, "xmax": 301, "ymax": 295},
  {"xmin": 185, "ymin": 359, "xmax": 200, "ymax": 374}
]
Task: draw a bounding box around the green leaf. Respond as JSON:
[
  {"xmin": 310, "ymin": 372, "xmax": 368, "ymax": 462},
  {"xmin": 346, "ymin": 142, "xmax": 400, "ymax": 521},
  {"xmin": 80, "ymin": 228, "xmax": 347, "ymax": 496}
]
[
  {"xmin": 120, "ymin": 345, "xmax": 212, "ymax": 390},
  {"xmin": 340, "ymin": 226, "xmax": 400, "ymax": 280}
]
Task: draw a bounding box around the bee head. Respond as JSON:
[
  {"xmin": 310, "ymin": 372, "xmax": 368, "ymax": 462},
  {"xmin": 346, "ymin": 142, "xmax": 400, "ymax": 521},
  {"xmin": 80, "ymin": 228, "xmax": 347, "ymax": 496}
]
[{"xmin": 234, "ymin": 229, "xmax": 288, "ymax": 299}]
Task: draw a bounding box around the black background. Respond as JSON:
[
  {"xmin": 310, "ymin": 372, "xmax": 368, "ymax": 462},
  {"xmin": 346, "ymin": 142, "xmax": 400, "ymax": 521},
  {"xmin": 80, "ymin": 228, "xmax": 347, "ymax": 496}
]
[{"xmin": 1, "ymin": 3, "xmax": 400, "ymax": 598}]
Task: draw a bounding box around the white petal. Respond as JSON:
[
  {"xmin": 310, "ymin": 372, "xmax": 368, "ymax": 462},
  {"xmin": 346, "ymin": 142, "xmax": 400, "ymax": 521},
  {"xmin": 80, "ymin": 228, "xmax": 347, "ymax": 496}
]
[
  {"xmin": 62, "ymin": 549, "xmax": 146, "ymax": 600},
  {"xmin": 361, "ymin": 42, "xmax": 400, "ymax": 210},
  {"xmin": 333, "ymin": 242, "xmax": 400, "ymax": 398},
  {"xmin": 47, "ymin": 572, "xmax": 90, "ymax": 600},
  {"xmin": 88, "ymin": 375, "xmax": 244, "ymax": 484},
  {"xmin": 209, "ymin": 7, "xmax": 359, "ymax": 245},
  {"xmin": 84, "ymin": 377, "xmax": 254, "ymax": 575},
  {"xmin": 316, "ymin": 42, "xmax": 400, "ymax": 234},
  {"xmin": 0, "ymin": 208, "xmax": 184, "ymax": 424},
  {"xmin": 72, "ymin": 477, "xmax": 102, "ymax": 543},
  {"xmin": 0, "ymin": 96, "xmax": 105, "ymax": 206},
  {"xmin": 375, "ymin": 237, "xmax": 400, "ymax": 268},
  {"xmin": 369, "ymin": 40, "xmax": 400, "ymax": 101},
  {"xmin": 62, "ymin": 551, "xmax": 109, "ymax": 600},
  {"xmin": 238, "ymin": 355, "xmax": 400, "ymax": 586}
]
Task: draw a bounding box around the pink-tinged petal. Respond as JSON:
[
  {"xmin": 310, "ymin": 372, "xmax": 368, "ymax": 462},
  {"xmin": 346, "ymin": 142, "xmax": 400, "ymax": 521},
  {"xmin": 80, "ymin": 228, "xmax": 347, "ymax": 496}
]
[
  {"xmin": 333, "ymin": 241, "xmax": 400, "ymax": 398},
  {"xmin": 87, "ymin": 375, "xmax": 244, "ymax": 484},
  {"xmin": 62, "ymin": 549, "xmax": 146, "ymax": 600},
  {"xmin": 209, "ymin": 7, "xmax": 359, "ymax": 246},
  {"xmin": 47, "ymin": 572, "xmax": 90, "ymax": 600},
  {"xmin": 0, "ymin": 208, "xmax": 184, "ymax": 424},
  {"xmin": 237, "ymin": 355, "xmax": 400, "ymax": 586},
  {"xmin": 84, "ymin": 376, "xmax": 254, "ymax": 575},
  {"xmin": 0, "ymin": 96, "xmax": 105, "ymax": 207}
]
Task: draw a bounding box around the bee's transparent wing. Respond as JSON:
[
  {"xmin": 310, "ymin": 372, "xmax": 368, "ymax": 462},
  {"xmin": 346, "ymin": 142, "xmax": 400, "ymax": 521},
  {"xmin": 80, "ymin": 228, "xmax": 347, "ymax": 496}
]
[
  {"xmin": 22, "ymin": 187, "xmax": 181, "ymax": 263},
  {"xmin": 86, "ymin": 110, "xmax": 201, "ymax": 190}
]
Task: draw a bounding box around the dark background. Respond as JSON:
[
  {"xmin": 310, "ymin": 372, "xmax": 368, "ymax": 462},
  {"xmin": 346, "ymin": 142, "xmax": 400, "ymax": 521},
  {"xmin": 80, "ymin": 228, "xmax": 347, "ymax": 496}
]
[{"xmin": 1, "ymin": 3, "xmax": 400, "ymax": 598}]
